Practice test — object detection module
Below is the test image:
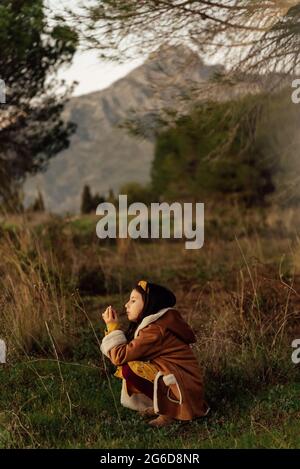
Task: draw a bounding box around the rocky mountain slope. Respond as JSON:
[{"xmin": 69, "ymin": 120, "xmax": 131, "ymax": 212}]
[{"xmin": 24, "ymin": 44, "xmax": 223, "ymax": 213}]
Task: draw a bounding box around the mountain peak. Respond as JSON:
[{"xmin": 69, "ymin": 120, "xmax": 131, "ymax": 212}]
[
  {"xmin": 144, "ymin": 43, "xmax": 213, "ymax": 80},
  {"xmin": 24, "ymin": 44, "xmax": 222, "ymax": 213},
  {"xmin": 148, "ymin": 42, "xmax": 203, "ymax": 62}
]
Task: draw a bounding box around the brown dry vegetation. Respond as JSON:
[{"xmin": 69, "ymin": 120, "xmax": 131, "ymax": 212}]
[
  {"xmin": 0, "ymin": 202, "xmax": 299, "ymax": 394},
  {"xmin": 0, "ymin": 202, "xmax": 299, "ymax": 448}
]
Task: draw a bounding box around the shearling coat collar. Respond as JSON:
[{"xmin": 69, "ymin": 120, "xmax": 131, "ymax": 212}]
[{"xmin": 134, "ymin": 307, "xmax": 173, "ymax": 338}]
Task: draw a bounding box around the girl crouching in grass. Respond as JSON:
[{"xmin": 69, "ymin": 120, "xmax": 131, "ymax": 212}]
[{"xmin": 101, "ymin": 280, "xmax": 209, "ymax": 427}]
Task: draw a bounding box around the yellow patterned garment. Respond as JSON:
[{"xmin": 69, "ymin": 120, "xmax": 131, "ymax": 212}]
[
  {"xmin": 104, "ymin": 322, "xmax": 120, "ymax": 335},
  {"xmin": 104, "ymin": 322, "xmax": 159, "ymax": 382},
  {"xmin": 114, "ymin": 361, "xmax": 159, "ymax": 382}
]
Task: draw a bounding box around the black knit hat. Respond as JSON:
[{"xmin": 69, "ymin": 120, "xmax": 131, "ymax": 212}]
[
  {"xmin": 125, "ymin": 280, "xmax": 176, "ymax": 341},
  {"xmin": 136, "ymin": 280, "xmax": 176, "ymax": 317}
]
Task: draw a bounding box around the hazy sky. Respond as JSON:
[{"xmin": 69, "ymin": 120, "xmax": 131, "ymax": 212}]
[
  {"xmin": 57, "ymin": 51, "xmax": 144, "ymax": 96},
  {"xmin": 46, "ymin": 0, "xmax": 145, "ymax": 96}
]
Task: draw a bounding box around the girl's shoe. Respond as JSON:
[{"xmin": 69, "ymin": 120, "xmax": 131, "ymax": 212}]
[
  {"xmin": 148, "ymin": 414, "xmax": 174, "ymax": 427},
  {"xmin": 139, "ymin": 407, "xmax": 156, "ymax": 418}
]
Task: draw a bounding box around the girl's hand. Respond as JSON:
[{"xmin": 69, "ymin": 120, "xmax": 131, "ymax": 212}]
[{"xmin": 102, "ymin": 305, "xmax": 118, "ymax": 325}]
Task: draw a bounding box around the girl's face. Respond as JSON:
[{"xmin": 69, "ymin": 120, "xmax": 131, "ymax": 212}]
[{"xmin": 125, "ymin": 289, "xmax": 144, "ymax": 322}]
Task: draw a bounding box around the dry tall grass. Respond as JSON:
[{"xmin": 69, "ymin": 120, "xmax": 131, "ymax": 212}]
[
  {"xmin": 0, "ymin": 204, "xmax": 299, "ymax": 391},
  {"xmin": 0, "ymin": 223, "xmax": 80, "ymax": 356}
]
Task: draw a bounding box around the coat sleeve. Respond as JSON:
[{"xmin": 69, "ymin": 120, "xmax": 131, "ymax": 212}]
[{"xmin": 108, "ymin": 324, "xmax": 163, "ymax": 366}]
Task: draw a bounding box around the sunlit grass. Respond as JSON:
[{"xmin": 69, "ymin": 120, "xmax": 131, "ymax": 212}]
[{"xmin": 0, "ymin": 202, "xmax": 299, "ymax": 447}]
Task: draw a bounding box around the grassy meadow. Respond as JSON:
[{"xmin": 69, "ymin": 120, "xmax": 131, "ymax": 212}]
[{"xmin": 0, "ymin": 201, "xmax": 299, "ymax": 448}]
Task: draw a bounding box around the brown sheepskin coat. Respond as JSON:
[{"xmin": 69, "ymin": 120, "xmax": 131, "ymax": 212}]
[{"xmin": 100, "ymin": 307, "xmax": 209, "ymax": 421}]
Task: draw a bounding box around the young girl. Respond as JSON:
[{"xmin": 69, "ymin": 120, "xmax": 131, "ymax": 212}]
[{"xmin": 101, "ymin": 280, "xmax": 209, "ymax": 427}]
